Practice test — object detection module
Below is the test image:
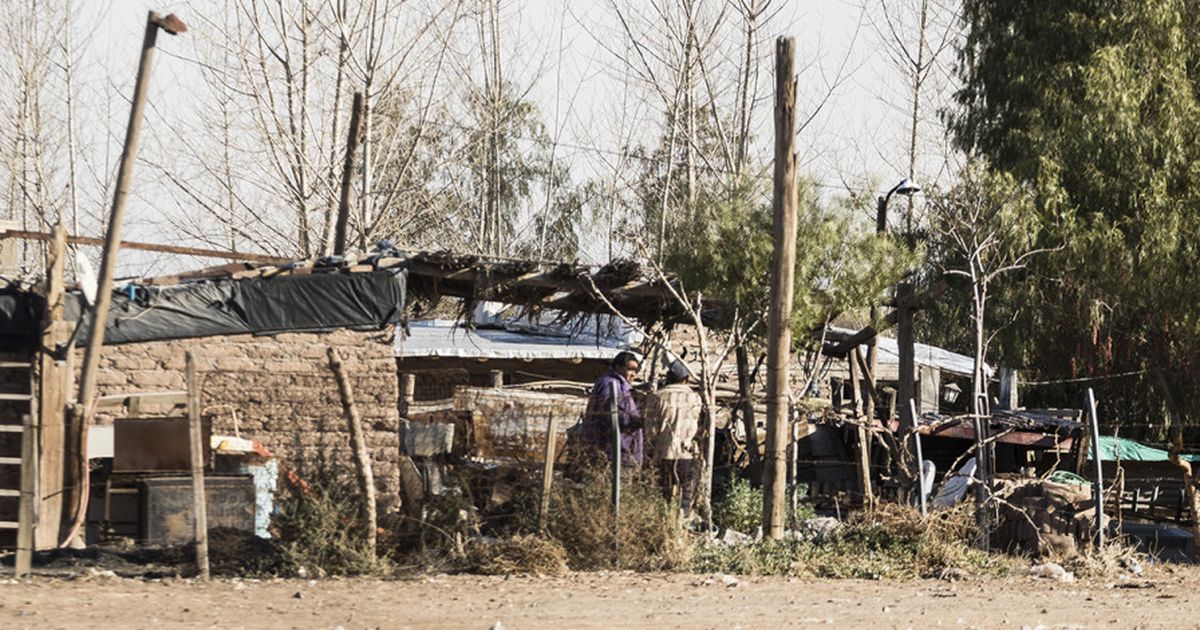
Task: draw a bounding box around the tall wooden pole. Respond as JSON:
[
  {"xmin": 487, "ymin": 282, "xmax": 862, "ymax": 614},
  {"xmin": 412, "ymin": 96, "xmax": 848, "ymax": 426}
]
[
  {"xmin": 68, "ymin": 11, "xmax": 185, "ymax": 548},
  {"xmin": 37, "ymin": 224, "xmax": 70, "ymax": 549},
  {"xmin": 763, "ymin": 37, "xmax": 798, "ymax": 540},
  {"xmin": 334, "ymin": 92, "xmax": 364, "ymax": 256},
  {"xmin": 77, "ymin": 11, "xmax": 183, "ymax": 419}
]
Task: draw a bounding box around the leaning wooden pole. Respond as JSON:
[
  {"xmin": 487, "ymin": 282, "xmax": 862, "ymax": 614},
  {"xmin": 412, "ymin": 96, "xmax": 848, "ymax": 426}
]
[
  {"xmin": 327, "ymin": 348, "xmax": 377, "ymax": 557},
  {"xmin": 333, "ymin": 92, "xmax": 364, "ymax": 256},
  {"xmin": 67, "ymin": 11, "xmax": 186, "ymax": 549},
  {"xmin": 763, "ymin": 36, "xmax": 798, "ymax": 540},
  {"xmin": 77, "ymin": 11, "xmax": 184, "ymax": 427},
  {"xmin": 538, "ymin": 414, "xmax": 560, "ymax": 532}
]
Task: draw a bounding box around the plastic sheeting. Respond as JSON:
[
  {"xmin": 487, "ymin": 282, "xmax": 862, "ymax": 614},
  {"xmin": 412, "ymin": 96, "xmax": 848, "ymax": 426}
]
[
  {"xmin": 0, "ymin": 270, "xmax": 405, "ymax": 347},
  {"xmin": 396, "ymin": 319, "xmax": 628, "ymax": 360},
  {"xmin": 1091, "ymin": 435, "xmax": 1200, "ymax": 462}
]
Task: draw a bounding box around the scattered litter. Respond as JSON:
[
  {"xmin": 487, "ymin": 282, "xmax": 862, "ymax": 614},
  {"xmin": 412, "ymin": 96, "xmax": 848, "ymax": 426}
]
[
  {"xmin": 939, "ymin": 568, "xmax": 969, "ymax": 582},
  {"xmin": 84, "ymin": 568, "xmax": 117, "ymax": 580},
  {"xmin": 292, "ymin": 591, "xmax": 304, "ymax": 599},
  {"xmin": 1121, "ymin": 558, "xmax": 1144, "ymax": 577},
  {"xmin": 490, "ymin": 621, "xmax": 505, "ymax": 630},
  {"xmin": 717, "ymin": 573, "xmax": 739, "ymax": 588},
  {"xmin": 720, "ymin": 529, "xmax": 754, "ymax": 545},
  {"xmin": 1030, "ymin": 563, "xmax": 1075, "ymax": 582}
]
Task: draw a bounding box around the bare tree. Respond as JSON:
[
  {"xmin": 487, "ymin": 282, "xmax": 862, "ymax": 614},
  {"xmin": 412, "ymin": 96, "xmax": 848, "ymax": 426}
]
[
  {"xmin": 868, "ymin": 0, "xmax": 963, "ymax": 232},
  {"xmin": 927, "ymin": 160, "xmax": 1054, "ymax": 421}
]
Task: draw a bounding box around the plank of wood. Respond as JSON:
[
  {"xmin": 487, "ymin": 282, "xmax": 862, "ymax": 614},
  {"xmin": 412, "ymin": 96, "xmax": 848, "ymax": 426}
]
[
  {"xmin": 94, "ymin": 390, "xmax": 188, "ymax": 410},
  {"xmin": 0, "ymin": 228, "xmax": 289, "ymax": 264},
  {"xmin": 15, "ymin": 413, "xmax": 38, "ymax": 577},
  {"xmin": 37, "ymin": 320, "xmax": 73, "ymax": 549},
  {"xmin": 538, "ymin": 415, "xmax": 560, "ymax": 532}
]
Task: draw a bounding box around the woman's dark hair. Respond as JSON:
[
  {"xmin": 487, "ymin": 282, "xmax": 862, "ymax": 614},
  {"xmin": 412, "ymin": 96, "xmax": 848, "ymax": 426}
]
[{"xmin": 611, "ymin": 351, "xmax": 640, "ymax": 369}]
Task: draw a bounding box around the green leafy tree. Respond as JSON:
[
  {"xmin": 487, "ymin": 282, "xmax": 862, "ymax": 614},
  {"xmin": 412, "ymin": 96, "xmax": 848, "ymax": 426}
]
[
  {"xmin": 951, "ymin": 1, "xmax": 1200, "ymax": 431},
  {"xmin": 663, "ymin": 177, "xmax": 919, "ymax": 352}
]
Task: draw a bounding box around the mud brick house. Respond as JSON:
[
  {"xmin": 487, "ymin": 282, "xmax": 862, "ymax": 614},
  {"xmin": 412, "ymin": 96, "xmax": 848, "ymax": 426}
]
[{"xmin": 0, "ymin": 244, "xmax": 697, "ymax": 551}]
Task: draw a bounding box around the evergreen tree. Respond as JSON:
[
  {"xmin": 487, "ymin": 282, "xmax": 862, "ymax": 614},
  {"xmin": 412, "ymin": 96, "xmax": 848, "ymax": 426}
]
[{"xmin": 952, "ymin": 1, "xmax": 1200, "ymax": 430}]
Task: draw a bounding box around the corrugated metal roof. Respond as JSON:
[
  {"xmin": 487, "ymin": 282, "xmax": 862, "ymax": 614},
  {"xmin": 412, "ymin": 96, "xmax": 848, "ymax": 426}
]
[
  {"xmin": 828, "ymin": 326, "xmax": 990, "ymax": 377},
  {"xmin": 395, "ymin": 319, "xmax": 633, "ymax": 360}
]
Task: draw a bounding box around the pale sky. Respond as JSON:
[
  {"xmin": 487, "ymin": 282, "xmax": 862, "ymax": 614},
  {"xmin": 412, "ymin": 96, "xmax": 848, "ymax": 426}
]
[{"xmin": 70, "ymin": 0, "xmax": 960, "ymax": 276}]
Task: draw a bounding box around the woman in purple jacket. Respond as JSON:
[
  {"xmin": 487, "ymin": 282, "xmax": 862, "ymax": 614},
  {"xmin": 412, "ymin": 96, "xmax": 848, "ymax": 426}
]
[{"xmin": 581, "ymin": 351, "xmax": 644, "ymax": 467}]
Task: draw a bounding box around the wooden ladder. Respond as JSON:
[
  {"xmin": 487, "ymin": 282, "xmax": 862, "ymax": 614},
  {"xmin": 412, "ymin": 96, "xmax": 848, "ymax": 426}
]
[{"xmin": 0, "ymin": 359, "xmax": 38, "ymax": 576}]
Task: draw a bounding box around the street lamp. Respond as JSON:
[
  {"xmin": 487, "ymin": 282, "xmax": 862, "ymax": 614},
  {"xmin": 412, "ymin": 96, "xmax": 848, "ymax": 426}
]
[
  {"xmin": 868, "ymin": 177, "xmax": 922, "ymax": 432},
  {"xmin": 875, "ymin": 178, "xmax": 922, "ymax": 235}
]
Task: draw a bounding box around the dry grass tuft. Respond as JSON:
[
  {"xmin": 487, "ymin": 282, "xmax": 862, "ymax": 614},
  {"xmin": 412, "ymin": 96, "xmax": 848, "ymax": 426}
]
[
  {"xmin": 542, "ymin": 465, "xmax": 692, "ymax": 571},
  {"xmin": 468, "ymin": 535, "xmax": 569, "ymax": 576}
]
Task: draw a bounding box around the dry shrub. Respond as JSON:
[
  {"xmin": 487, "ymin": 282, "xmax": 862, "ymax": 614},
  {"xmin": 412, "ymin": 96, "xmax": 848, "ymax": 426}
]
[
  {"xmin": 273, "ymin": 472, "xmax": 385, "ymax": 576},
  {"xmin": 543, "ymin": 465, "xmax": 692, "ymax": 571},
  {"xmin": 469, "ymin": 535, "xmax": 569, "ymax": 576},
  {"xmin": 693, "ymin": 503, "xmax": 1017, "ymax": 579},
  {"xmin": 1054, "ymin": 539, "xmax": 1147, "ymax": 579}
]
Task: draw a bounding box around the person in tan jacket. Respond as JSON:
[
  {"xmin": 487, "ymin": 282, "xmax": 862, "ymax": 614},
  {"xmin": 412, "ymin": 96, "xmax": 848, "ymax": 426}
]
[{"xmin": 643, "ymin": 359, "xmax": 702, "ymax": 515}]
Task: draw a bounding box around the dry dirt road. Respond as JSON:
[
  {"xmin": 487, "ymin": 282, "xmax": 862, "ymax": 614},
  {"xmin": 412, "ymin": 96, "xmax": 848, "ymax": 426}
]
[{"xmin": 0, "ymin": 569, "xmax": 1191, "ymax": 628}]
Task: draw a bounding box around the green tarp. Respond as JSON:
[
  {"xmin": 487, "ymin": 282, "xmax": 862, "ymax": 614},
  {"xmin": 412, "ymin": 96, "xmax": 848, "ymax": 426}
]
[{"xmin": 1090, "ymin": 435, "xmax": 1200, "ymax": 462}]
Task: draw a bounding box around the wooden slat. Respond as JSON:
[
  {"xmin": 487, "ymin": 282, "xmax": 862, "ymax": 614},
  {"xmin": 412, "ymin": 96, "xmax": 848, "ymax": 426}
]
[
  {"xmin": 0, "ymin": 362, "xmax": 32, "ymax": 369},
  {"xmin": 0, "ymin": 228, "xmax": 290, "ymax": 264},
  {"xmin": 37, "ymin": 319, "xmax": 73, "ymax": 550},
  {"xmin": 0, "ymin": 521, "xmax": 18, "ymax": 529},
  {"xmin": 15, "ymin": 413, "xmax": 37, "ymax": 576},
  {"xmin": 0, "ymin": 393, "xmax": 32, "ymax": 401},
  {"xmin": 0, "ymin": 457, "xmax": 22, "ymax": 465},
  {"xmin": 94, "ymin": 390, "xmax": 188, "ymax": 411},
  {"xmin": 0, "ymin": 425, "xmax": 24, "ymax": 433}
]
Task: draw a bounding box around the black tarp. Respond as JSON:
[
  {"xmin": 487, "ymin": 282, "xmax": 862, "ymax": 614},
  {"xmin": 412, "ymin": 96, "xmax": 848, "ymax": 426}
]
[{"xmin": 0, "ymin": 270, "xmax": 405, "ymax": 348}]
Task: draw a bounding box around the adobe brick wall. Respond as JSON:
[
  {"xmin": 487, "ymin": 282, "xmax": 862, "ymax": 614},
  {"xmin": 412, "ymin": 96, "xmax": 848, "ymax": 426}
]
[{"xmin": 88, "ymin": 328, "xmax": 402, "ymax": 511}]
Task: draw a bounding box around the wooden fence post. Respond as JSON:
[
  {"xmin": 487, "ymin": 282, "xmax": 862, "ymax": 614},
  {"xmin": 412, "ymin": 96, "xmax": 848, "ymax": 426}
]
[
  {"xmin": 538, "ymin": 415, "xmax": 560, "ymax": 532},
  {"xmin": 186, "ymin": 352, "xmax": 210, "ymax": 580}
]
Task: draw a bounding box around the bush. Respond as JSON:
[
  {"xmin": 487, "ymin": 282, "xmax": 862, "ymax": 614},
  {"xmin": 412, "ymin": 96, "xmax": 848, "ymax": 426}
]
[
  {"xmin": 713, "ymin": 477, "xmax": 815, "ymax": 534},
  {"xmin": 542, "ymin": 465, "xmax": 692, "ymax": 571},
  {"xmin": 272, "ymin": 467, "xmax": 384, "ymax": 577},
  {"xmin": 693, "ymin": 503, "xmax": 1016, "ymax": 579}
]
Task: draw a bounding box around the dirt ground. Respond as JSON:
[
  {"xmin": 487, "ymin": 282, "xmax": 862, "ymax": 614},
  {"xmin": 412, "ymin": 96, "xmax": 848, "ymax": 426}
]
[{"xmin": 0, "ymin": 567, "xmax": 1193, "ymax": 629}]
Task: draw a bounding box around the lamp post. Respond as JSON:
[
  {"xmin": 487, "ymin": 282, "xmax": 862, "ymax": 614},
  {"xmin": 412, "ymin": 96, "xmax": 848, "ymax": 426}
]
[
  {"xmin": 866, "ymin": 179, "xmax": 921, "ymax": 422},
  {"xmin": 875, "ymin": 178, "xmax": 922, "ymax": 236}
]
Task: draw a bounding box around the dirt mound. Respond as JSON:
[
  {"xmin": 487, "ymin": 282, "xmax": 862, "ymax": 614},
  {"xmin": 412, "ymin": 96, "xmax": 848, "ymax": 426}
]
[{"xmin": 207, "ymin": 527, "xmax": 289, "ymax": 576}]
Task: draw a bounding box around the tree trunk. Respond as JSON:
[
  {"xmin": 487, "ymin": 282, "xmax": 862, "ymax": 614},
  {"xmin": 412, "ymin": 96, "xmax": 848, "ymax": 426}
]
[{"xmin": 736, "ymin": 342, "xmax": 760, "ymax": 483}]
